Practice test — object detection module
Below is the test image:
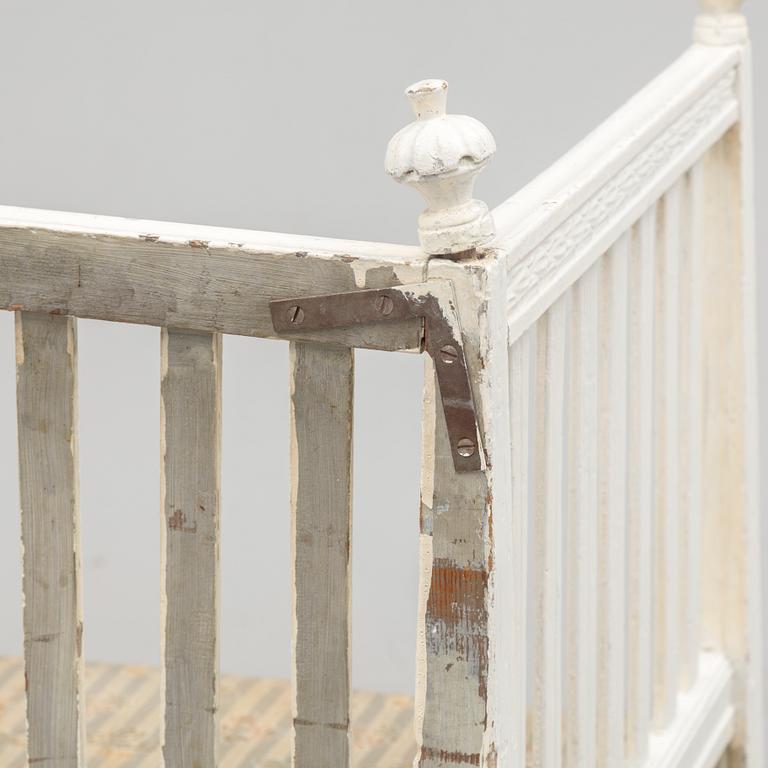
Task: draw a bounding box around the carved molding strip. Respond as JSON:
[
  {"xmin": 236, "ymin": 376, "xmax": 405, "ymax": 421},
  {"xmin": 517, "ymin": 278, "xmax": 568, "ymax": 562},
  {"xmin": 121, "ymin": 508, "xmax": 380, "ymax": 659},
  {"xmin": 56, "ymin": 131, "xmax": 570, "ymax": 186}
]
[{"xmin": 505, "ymin": 69, "xmax": 737, "ymax": 309}]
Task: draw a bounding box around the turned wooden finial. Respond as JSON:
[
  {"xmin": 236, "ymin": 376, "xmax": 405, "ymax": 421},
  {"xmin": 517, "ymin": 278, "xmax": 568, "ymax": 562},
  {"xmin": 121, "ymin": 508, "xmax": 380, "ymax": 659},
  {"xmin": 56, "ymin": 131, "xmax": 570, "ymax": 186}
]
[
  {"xmin": 695, "ymin": 0, "xmax": 748, "ymax": 45},
  {"xmin": 385, "ymin": 79, "xmax": 496, "ymax": 257}
]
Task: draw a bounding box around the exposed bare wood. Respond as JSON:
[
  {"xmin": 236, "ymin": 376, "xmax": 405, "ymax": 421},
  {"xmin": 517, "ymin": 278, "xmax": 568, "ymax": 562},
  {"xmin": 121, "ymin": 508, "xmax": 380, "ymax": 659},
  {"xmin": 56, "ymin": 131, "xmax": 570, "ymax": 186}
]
[
  {"xmin": 2, "ymin": 6, "xmax": 763, "ymax": 764},
  {"xmin": 160, "ymin": 328, "xmax": 222, "ymax": 766},
  {"xmin": 290, "ymin": 342, "xmax": 354, "ymax": 767},
  {"xmin": 415, "ymin": 252, "xmax": 513, "ymax": 767},
  {"xmin": 16, "ymin": 310, "xmax": 84, "ymax": 767},
  {"xmin": 0, "ymin": 206, "xmax": 424, "ymax": 350}
]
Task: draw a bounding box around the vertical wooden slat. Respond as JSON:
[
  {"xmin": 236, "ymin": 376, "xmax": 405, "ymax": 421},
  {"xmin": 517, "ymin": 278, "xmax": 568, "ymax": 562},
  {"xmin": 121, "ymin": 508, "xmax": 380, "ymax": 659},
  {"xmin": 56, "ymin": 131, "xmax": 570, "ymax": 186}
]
[
  {"xmin": 530, "ymin": 296, "xmax": 566, "ymax": 768},
  {"xmin": 679, "ymin": 165, "xmax": 703, "ymax": 691},
  {"xmin": 16, "ymin": 310, "xmax": 84, "ymax": 767},
  {"xmin": 290, "ymin": 341, "xmax": 353, "ymax": 767},
  {"xmin": 737, "ymin": 44, "xmax": 766, "ymax": 766},
  {"xmin": 596, "ymin": 235, "xmax": 629, "ymax": 767},
  {"xmin": 416, "ymin": 255, "xmax": 514, "ymax": 768},
  {"xmin": 700, "ymin": 121, "xmax": 765, "ymax": 765},
  {"xmin": 564, "ymin": 267, "xmax": 597, "ymax": 768},
  {"xmin": 626, "ymin": 210, "xmax": 656, "ymax": 764},
  {"xmin": 508, "ymin": 331, "xmax": 531, "ymax": 768},
  {"xmin": 653, "ymin": 183, "xmax": 682, "ymax": 729},
  {"xmin": 160, "ymin": 328, "xmax": 222, "ymax": 767}
]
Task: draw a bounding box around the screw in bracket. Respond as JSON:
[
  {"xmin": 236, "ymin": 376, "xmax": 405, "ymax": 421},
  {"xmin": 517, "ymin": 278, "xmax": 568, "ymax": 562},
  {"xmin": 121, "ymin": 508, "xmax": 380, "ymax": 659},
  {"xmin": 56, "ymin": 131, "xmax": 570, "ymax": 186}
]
[
  {"xmin": 287, "ymin": 305, "xmax": 304, "ymax": 325},
  {"xmin": 439, "ymin": 344, "xmax": 459, "ymax": 364},
  {"xmin": 456, "ymin": 437, "xmax": 476, "ymax": 458},
  {"xmin": 374, "ymin": 295, "xmax": 394, "ymax": 316}
]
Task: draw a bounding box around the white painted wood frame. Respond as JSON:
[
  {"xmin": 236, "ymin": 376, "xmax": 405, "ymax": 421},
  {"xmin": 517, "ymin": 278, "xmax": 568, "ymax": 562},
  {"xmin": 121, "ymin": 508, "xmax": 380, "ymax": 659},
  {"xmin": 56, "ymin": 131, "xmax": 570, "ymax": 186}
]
[
  {"xmin": 530, "ymin": 296, "xmax": 566, "ymax": 768},
  {"xmin": 0, "ymin": 1, "xmax": 763, "ymax": 765},
  {"xmin": 653, "ymin": 184, "xmax": 683, "ymax": 731},
  {"xmin": 699, "ymin": 56, "xmax": 765, "ymax": 767},
  {"xmin": 507, "ymin": 331, "xmax": 531, "ymax": 768},
  {"xmin": 565, "ymin": 265, "xmax": 598, "ymax": 768},
  {"xmin": 596, "ymin": 236, "xmax": 629, "ymax": 766},
  {"xmin": 678, "ymin": 165, "xmax": 703, "ymax": 693},
  {"xmin": 626, "ymin": 209, "xmax": 656, "ymax": 765}
]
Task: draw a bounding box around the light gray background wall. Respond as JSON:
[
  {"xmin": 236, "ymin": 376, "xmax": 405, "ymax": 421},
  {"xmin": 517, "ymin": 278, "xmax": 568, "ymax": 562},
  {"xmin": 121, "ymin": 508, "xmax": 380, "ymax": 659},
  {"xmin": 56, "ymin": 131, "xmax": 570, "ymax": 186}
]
[{"xmin": 0, "ymin": 1, "xmax": 765, "ymax": 697}]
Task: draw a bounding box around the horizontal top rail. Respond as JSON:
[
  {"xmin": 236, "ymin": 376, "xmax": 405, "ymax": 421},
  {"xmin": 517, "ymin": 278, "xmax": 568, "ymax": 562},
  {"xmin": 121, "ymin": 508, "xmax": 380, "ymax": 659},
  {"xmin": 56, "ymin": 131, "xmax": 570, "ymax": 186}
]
[
  {"xmin": 0, "ymin": 205, "xmax": 424, "ymax": 263},
  {"xmin": 492, "ymin": 44, "xmax": 738, "ymax": 253},
  {"xmin": 0, "ymin": 206, "xmax": 426, "ymax": 350},
  {"xmin": 491, "ymin": 44, "xmax": 740, "ymax": 342}
]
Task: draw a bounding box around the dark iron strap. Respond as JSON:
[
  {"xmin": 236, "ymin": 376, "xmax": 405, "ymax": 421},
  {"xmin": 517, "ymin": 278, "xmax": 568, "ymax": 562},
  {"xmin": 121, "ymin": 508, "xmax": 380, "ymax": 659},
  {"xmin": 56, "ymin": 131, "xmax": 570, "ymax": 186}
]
[{"xmin": 270, "ymin": 281, "xmax": 482, "ymax": 473}]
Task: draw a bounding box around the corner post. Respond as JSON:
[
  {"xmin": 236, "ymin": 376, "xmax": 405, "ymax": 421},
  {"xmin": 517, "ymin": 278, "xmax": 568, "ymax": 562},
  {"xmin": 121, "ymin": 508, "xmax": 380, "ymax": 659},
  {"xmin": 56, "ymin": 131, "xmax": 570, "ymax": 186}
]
[
  {"xmin": 695, "ymin": 2, "xmax": 765, "ymax": 765},
  {"xmin": 388, "ymin": 82, "xmax": 518, "ymax": 766}
]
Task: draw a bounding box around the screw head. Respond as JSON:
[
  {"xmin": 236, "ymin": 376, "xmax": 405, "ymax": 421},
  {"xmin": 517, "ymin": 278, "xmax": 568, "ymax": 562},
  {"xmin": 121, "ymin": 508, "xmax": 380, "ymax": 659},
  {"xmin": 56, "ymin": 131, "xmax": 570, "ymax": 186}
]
[
  {"xmin": 375, "ymin": 295, "xmax": 394, "ymax": 316},
  {"xmin": 439, "ymin": 345, "xmax": 459, "ymax": 364},
  {"xmin": 456, "ymin": 438, "xmax": 476, "ymax": 458},
  {"xmin": 287, "ymin": 305, "xmax": 304, "ymax": 325}
]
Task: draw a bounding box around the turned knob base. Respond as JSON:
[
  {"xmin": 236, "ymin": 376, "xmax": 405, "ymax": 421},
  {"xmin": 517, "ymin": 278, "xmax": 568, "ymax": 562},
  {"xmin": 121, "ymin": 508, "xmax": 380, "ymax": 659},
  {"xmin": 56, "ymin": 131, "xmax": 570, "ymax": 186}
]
[
  {"xmin": 694, "ymin": 13, "xmax": 749, "ymax": 45},
  {"xmin": 418, "ymin": 199, "xmax": 495, "ymax": 256}
]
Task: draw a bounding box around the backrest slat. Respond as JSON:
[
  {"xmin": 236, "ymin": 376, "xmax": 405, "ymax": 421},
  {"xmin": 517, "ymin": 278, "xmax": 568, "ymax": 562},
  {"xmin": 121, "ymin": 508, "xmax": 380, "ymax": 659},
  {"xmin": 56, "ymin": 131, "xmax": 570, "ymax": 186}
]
[
  {"xmin": 160, "ymin": 328, "xmax": 222, "ymax": 766},
  {"xmin": 626, "ymin": 207, "xmax": 657, "ymax": 764},
  {"xmin": 653, "ymin": 183, "xmax": 683, "ymax": 730},
  {"xmin": 16, "ymin": 310, "xmax": 84, "ymax": 766},
  {"xmin": 530, "ymin": 295, "xmax": 567, "ymax": 767},
  {"xmin": 290, "ymin": 341, "xmax": 353, "ymax": 767},
  {"xmin": 565, "ymin": 264, "xmax": 598, "ymax": 768},
  {"xmin": 508, "ymin": 331, "xmax": 531, "ymax": 768},
  {"xmin": 679, "ymin": 165, "xmax": 704, "ymax": 692},
  {"xmin": 596, "ymin": 234, "xmax": 630, "ymax": 765}
]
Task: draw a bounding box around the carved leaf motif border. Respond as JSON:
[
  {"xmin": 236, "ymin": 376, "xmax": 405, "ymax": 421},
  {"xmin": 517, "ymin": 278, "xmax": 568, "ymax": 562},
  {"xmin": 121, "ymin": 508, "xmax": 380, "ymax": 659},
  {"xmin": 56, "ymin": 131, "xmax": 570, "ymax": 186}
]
[{"xmin": 506, "ymin": 69, "xmax": 737, "ymax": 308}]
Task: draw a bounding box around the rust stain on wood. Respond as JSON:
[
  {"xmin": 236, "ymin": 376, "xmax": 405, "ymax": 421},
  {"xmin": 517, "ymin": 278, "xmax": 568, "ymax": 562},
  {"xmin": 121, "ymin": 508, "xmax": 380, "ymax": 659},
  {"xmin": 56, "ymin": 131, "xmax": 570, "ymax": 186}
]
[
  {"xmin": 426, "ymin": 559, "xmax": 489, "ymax": 702},
  {"xmin": 168, "ymin": 509, "xmax": 197, "ymax": 533},
  {"xmin": 293, "ymin": 717, "xmax": 350, "ymax": 731},
  {"xmin": 420, "ymin": 746, "xmax": 481, "ymax": 765}
]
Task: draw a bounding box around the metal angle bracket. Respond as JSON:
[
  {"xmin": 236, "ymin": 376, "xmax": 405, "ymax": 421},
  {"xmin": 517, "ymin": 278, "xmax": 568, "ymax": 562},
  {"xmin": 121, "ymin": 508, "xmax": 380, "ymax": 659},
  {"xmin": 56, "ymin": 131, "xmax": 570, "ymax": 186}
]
[{"xmin": 270, "ymin": 280, "xmax": 482, "ymax": 473}]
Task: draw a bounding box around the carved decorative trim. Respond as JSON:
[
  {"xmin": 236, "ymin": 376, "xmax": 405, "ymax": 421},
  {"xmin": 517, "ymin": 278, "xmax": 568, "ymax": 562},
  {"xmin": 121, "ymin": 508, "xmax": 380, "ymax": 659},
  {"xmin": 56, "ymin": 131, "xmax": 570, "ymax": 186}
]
[{"xmin": 505, "ymin": 69, "xmax": 737, "ymax": 309}]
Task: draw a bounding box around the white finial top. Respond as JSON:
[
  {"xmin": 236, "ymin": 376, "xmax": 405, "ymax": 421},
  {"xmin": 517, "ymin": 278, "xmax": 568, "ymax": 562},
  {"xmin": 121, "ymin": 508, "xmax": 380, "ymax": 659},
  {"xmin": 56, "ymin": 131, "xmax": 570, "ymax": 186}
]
[
  {"xmin": 385, "ymin": 79, "xmax": 496, "ymax": 256},
  {"xmin": 406, "ymin": 79, "xmax": 448, "ymax": 120},
  {"xmin": 695, "ymin": 0, "xmax": 748, "ymax": 44}
]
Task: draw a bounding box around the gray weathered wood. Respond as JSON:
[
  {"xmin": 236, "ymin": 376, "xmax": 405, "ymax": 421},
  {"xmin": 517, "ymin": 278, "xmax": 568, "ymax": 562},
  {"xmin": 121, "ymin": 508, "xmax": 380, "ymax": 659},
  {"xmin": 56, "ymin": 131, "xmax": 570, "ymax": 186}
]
[
  {"xmin": 160, "ymin": 328, "xmax": 222, "ymax": 767},
  {"xmin": 16, "ymin": 311, "xmax": 84, "ymax": 767},
  {"xmin": 0, "ymin": 206, "xmax": 424, "ymax": 350},
  {"xmin": 415, "ymin": 253, "xmax": 514, "ymax": 767},
  {"xmin": 290, "ymin": 342, "xmax": 354, "ymax": 767}
]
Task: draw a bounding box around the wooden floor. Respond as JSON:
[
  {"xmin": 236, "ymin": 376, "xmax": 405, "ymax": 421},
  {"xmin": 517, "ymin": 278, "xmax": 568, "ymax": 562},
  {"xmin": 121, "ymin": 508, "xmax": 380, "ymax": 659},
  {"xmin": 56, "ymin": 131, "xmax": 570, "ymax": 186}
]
[{"xmin": 0, "ymin": 656, "xmax": 416, "ymax": 767}]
